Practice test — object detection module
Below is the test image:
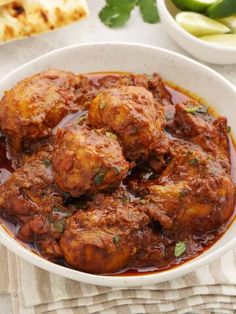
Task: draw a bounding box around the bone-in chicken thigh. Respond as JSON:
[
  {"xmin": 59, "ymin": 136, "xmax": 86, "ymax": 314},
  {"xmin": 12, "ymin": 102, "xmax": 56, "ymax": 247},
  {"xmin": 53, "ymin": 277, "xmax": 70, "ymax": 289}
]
[
  {"xmin": 60, "ymin": 191, "xmax": 151, "ymax": 274},
  {"xmin": 52, "ymin": 123, "xmax": 129, "ymax": 197},
  {"xmin": 0, "ymin": 69, "xmax": 81, "ymax": 154},
  {"xmin": 0, "ymin": 151, "xmax": 69, "ymax": 260},
  {"xmin": 89, "ymin": 86, "xmax": 169, "ymax": 162}
]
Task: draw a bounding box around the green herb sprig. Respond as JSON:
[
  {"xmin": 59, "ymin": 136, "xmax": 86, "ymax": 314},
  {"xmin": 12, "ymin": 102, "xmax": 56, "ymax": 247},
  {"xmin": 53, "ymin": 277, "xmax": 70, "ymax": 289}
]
[
  {"xmin": 184, "ymin": 105, "xmax": 208, "ymax": 115},
  {"xmin": 174, "ymin": 241, "xmax": 186, "ymax": 257},
  {"xmin": 189, "ymin": 158, "xmax": 199, "ymax": 167},
  {"xmin": 113, "ymin": 235, "xmax": 121, "ymax": 245},
  {"xmin": 94, "ymin": 168, "xmax": 107, "ymax": 185},
  {"xmin": 99, "ymin": 0, "xmax": 160, "ymax": 28},
  {"xmin": 54, "ymin": 219, "xmax": 65, "ymax": 233},
  {"xmin": 42, "ymin": 159, "xmax": 51, "ymax": 168}
]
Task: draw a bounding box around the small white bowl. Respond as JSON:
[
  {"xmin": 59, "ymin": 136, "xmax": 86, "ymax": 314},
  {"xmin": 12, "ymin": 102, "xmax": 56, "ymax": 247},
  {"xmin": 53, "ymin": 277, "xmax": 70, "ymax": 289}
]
[
  {"xmin": 157, "ymin": 0, "xmax": 236, "ymax": 65},
  {"xmin": 0, "ymin": 43, "xmax": 235, "ymax": 287}
]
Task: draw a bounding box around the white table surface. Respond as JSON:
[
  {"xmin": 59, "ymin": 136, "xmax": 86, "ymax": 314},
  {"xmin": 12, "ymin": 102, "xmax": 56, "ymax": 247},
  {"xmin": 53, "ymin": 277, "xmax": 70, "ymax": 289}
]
[{"xmin": 0, "ymin": 0, "xmax": 235, "ymax": 312}]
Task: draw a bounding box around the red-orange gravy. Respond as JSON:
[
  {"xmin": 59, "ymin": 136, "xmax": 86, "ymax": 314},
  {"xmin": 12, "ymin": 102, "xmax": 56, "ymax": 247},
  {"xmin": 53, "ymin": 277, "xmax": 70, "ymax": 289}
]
[{"xmin": 0, "ymin": 72, "xmax": 235, "ymax": 276}]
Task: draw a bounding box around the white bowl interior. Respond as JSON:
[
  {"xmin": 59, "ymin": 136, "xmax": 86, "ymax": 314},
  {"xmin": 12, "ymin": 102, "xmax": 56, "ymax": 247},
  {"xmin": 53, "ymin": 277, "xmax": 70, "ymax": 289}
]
[{"xmin": 0, "ymin": 43, "xmax": 235, "ymax": 286}]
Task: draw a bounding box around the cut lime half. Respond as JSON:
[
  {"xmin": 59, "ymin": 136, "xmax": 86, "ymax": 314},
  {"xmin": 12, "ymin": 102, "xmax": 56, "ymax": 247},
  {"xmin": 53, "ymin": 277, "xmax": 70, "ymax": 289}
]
[
  {"xmin": 172, "ymin": 0, "xmax": 217, "ymax": 12},
  {"xmin": 200, "ymin": 34, "xmax": 236, "ymax": 47},
  {"xmin": 218, "ymin": 15, "xmax": 236, "ymax": 33},
  {"xmin": 176, "ymin": 12, "xmax": 230, "ymax": 37},
  {"xmin": 207, "ymin": 0, "xmax": 236, "ymax": 19}
]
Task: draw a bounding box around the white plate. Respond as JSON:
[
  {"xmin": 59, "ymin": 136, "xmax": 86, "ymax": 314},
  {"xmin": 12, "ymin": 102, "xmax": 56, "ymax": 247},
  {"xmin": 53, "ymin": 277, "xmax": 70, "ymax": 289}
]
[
  {"xmin": 0, "ymin": 43, "xmax": 235, "ymax": 287},
  {"xmin": 157, "ymin": 0, "xmax": 236, "ymax": 65}
]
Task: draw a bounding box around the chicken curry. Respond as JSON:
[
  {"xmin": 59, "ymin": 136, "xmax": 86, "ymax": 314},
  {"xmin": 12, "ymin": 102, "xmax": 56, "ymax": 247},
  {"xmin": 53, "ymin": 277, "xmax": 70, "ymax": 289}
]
[{"xmin": 0, "ymin": 69, "xmax": 235, "ymax": 275}]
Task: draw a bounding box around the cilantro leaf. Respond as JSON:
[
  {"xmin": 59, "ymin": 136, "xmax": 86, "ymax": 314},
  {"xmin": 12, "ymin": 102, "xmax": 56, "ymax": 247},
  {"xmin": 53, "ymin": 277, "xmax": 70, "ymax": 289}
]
[
  {"xmin": 189, "ymin": 158, "xmax": 199, "ymax": 167},
  {"xmin": 99, "ymin": 5, "xmax": 132, "ymax": 28},
  {"xmin": 184, "ymin": 105, "xmax": 208, "ymax": 115},
  {"xmin": 54, "ymin": 219, "xmax": 65, "ymax": 233},
  {"xmin": 42, "ymin": 159, "xmax": 51, "ymax": 168},
  {"xmin": 75, "ymin": 200, "xmax": 87, "ymax": 209},
  {"xmin": 139, "ymin": 0, "xmax": 160, "ymax": 24},
  {"xmin": 113, "ymin": 235, "xmax": 121, "ymax": 245},
  {"xmin": 94, "ymin": 168, "xmax": 107, "ymax": 185},
  {"xmin": 174, "ymin": 241, "xmax": 186, "ymax": 257},
  {"xmin": 106, "ymin": 0, "xmax": 138, "ymax": 8},
  {"xmin": 99, "ymin": 0, "xmax": 159, "ymax": 28}
]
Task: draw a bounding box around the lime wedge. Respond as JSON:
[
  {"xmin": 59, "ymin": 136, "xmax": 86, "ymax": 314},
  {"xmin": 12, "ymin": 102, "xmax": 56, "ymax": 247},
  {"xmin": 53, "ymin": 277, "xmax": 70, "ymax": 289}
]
[
  {"xmin": 176, "ymin": 12, "xmax": 230, "ymax": 37},
  {"xmin": 207, "ymin": 0, "xmax": 236, "ymax": 19},
  {"xmin": 200, "ymin": 34, "xmax": 236, "ymax": 47},
  {"xmin": 218, "ymin": 15, "xmax": 236, "ymax": 33},
  {"xmin": 172, "ymin": 0, "xmax": 217, "ymax": 12}
]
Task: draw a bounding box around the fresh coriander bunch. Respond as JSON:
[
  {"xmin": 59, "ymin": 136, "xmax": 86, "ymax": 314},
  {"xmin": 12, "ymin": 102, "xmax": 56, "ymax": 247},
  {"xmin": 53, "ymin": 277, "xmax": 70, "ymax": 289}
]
[{"xmin": 99, "ymin": 0, "xmax": 160, "ymax": 28}]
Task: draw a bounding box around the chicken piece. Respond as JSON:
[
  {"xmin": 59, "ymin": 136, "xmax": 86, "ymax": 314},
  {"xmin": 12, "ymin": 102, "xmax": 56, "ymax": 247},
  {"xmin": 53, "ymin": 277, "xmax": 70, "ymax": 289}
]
[
  {"xmin": 60, "ymin": 191, "xmax": 150, "ymax": 274},
  {"xmin": 18, "ymin": 214, "xmax": 64, "ymax": 260},
  {"xmin": 89, "ymin": 86, "xmax": 169, "ymax": 163},
  {"xmin": 141, "ymin": 139, "xmax": 235, "ymax": 234},
  {"xmin": 0, "ymin": 151, "xmax": 69, "ymax": 260},
  {"xmin": 0, "ymin": 69, "xmax": 81, "ymax": 154},
  {"xmin": 97, "ymin": 74, "xmax": 148, "ymax": 90},
  {"xmin": 75, "ymin": 73, "xmax": 149, "ymax": 111},
  {"xmin": 77, "ymin": 73, "xmax": 170, "ymax": 111},
  {"xmin": 0, "ymin": 151, "xmax": 63, "ymax": 223},
  {"xmin": 171, "ymin": 102, "xmax": 230, "ymax": 169},
  {"xmin": 17, "ymin": 201, "xmax": 76, "ymax": 261},
  {"xmin": 148, "ymin": 73, "xmax": 173, "ymax": 106},
  {"xmin": 52, "ymin": 124, "xmax": 129, "ymax": 197}
]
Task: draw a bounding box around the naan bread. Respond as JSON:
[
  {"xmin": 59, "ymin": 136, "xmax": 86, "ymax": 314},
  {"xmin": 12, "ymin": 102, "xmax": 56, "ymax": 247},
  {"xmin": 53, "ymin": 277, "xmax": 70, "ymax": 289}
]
[
  {"xmin": 0, "ymin": 0, "xmax": 89, "ymax": 42},
  {"xmin": 0, "ymin": 1, "xmax": 13, "ymax": 5}
]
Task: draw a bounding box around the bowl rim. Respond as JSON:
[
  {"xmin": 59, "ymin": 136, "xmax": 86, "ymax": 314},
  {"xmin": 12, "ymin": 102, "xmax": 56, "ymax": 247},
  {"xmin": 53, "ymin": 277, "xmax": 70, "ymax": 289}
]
[
  {"xmin": 158, "ymin": 0, "xmax": 236, "ymax": 52},
  {"xmin": 0, "ymin": 42, "xmax": 236, "ymax": 287}
]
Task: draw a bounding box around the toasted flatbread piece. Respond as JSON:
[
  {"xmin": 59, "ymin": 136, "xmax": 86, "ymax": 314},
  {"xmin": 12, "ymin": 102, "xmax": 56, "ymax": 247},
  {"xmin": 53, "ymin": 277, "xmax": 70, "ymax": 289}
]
[
  {"xmin": 0, "ymin": 1, "xmax": 13, "ymax": 5},
  {"xmin": 0, "ymin": 0, "xmax": 89, "ymax": 42}
]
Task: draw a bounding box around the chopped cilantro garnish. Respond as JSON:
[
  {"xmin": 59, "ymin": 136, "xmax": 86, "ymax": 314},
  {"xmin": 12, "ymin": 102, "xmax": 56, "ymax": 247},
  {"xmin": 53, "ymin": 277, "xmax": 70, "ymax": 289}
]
[
  {"xmin": 42, "ymin": 159, "xmax": 51, "ymax": 168},
  {"xmin": 94, "ymin": 169, "xmax": 107, "ymax": 185},
  {"xmin": 113, "ymin": 235, "xmax": 121, "ymax": 245},
  {"xmin": 54, "ymin": 220, "xmax": 65, "ymax": 233},
  {"xmin": 174, "ymin": 241, "xmax": 186, "ymax": 257},
  {"xmin": 184, "ymin": 105, "xmax": 207, "ymax": 115},
  {"xmin": 75, "ymin": 201, "xmax": 87, "ymax": 209},
  {"xmin": 189, "ymin": 158, "xmax": 199, "ymax": 166},
  {"xmin": 112, "ymin": 166, "xmax": 121, "ymax": 174}
]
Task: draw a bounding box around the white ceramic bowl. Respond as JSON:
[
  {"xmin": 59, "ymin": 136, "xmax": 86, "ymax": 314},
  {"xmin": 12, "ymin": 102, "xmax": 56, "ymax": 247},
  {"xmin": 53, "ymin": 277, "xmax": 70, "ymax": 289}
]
[
  {"xmin": 0, "ymin": 43, "xmax": 235, "ymax": 287},
  {"xmin": 157, "ymin": 0, "xmax": 236, "ymax": 65}
]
